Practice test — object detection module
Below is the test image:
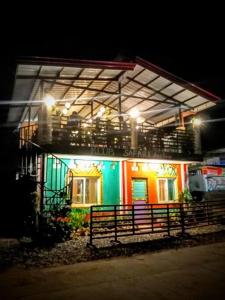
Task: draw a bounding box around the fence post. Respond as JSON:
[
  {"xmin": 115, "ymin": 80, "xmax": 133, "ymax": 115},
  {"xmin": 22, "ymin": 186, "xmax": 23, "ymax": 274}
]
[
  {"xmin": 151, "ymin": 204, "xmax": 154, "ymax": 232},
  {"xmin": 206, "ymin": 201, "xmax": 210, "ymax": 225},
  {"xmin": 90, "ymin": 206, "xmax": 93, "ymax": 246},
  {"xmin": 114, "ymin": 205, "xmax": 117, "ymax": 242},
  {"xmin": 167, "ymin": 204, "xmax": 170, "ymax": 236},
  {"xmin": 132, "ymin": 204, "xmax": 135, "ymax": 234},
  {"xmin": 180, "ymin": 203, "xmax": 185, "ymax": 236}
]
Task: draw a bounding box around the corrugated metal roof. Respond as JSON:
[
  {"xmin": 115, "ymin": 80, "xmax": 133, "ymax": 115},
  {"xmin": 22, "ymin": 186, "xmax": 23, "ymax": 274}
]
[{"xmin": 8, "ymin": 57, "xmax": 220, "ymax": 127}]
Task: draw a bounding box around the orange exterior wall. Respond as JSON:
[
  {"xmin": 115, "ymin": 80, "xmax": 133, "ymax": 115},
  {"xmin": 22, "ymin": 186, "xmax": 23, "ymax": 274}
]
[{"xmin": 125, "ymin": 162, "xmax": 184, "ymax": 205}]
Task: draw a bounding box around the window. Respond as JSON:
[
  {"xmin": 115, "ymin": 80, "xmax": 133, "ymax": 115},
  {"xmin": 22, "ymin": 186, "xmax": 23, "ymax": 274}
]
[
  {"xmin": 132, "ymin": 178, "xmax": 148, "ymax": 201},
  {"xmin": 158, "ymin": 178, "xmax": 176, "ymax": 202},
  {"xmin": 72, "ymin": 177, "xmax": 100, "ymax": 205}
]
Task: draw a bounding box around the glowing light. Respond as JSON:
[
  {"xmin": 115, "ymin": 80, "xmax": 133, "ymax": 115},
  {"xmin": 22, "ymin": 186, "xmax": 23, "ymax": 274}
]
[
  {"xmin": 137, "ymin": 116, "xmax": 145, "ymax": 123},
  {"xmin": 44, "ymin": 94, "xmax": 56, "ymax": 107},
  {"xmin": 110, "ymin": 162, "xmax": 116, "ymax": 170},
  {"xmin": 98, "ymin": 161, "xmax": 105, "ymax": 170},
  {"xmin": 65, "ymin": 102, "xmax": 71, "ymax": 109},
  {"xmin": 149, "ymin": 163, "xmax": 160, "ymax": 172},
  {"xmin": 97, "ymin": 106, "xmax": 106, "ymax": 117},
  {"xmin": 129, "ymin": 108, "xmax": 140, "ymax": 119},
  {"xmin": 62, "ymin": 108, "xmax": 68, "ymax": 115},
  {"xmin": 192, "ymin": 117, "xmax": 202, "ymax": 127},
  {"xmin": 131, "ymin": 162, "xmax": 138, "ymax": 171},
  {"xmin": 100, "ymin": 106, "xmax": 106, "ymax": 113},
  {"xmin": 69, "ymin": 160, "xmax": 76, "ymax": 169},
  {"xmin": 142, "ymin": 163, "xmax": 149, "ymax": 171}
]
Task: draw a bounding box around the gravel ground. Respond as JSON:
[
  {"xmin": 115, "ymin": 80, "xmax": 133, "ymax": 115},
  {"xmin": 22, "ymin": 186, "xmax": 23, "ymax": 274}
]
[{"xmin": 1, "ymin": 225, "xmax": 225, "ymax": 270}]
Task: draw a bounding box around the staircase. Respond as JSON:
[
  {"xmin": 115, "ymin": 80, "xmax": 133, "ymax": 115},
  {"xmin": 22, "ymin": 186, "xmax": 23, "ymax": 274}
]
[{"xmin": 18, "ymin": 137, "xmax": 73, "ymax": 213}]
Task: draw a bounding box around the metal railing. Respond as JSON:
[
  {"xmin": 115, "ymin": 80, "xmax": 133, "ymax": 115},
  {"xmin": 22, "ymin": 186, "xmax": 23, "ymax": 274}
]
[
  {"xmin": 89, "ymin": 200, "xmax": 225, "ymax": 245},
  {"xmin": 19, "ymin": 121, "xmax": 195, "ymax": 157},
  {"xmin": 18, "ymin": 136, "xmax": 73, "ymax": 212}
]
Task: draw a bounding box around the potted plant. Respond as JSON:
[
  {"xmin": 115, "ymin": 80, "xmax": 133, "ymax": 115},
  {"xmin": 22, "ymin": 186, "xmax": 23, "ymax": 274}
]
[{"xmin": 178, "ymin": 187, "xmax": 193, "ymax": 203}]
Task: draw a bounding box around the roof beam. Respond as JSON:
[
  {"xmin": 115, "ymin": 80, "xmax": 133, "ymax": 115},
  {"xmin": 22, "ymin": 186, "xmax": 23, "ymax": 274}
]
[
  {"xmin": 17, "ymin": 75, "xmax": 118, "ymax": 81},
  {"xmin": 70, "ymin": 69, "xmax": 105, "ymax": 109},
  {"xmin": 20, "ymin": 66, "xmax": 43, "ymax": 123},
  {"xmin": 84, "ymin": 68, "xmax": 152, "ymax": 118},
  {"xmin": 59, "ymin": 68, "xmax": 84, "ymax": 100},
  {"xmin": 77, "ymin": 71, "xmax": 125, "ymax": 116},
  {"xmin": 127, "ymin": 77, "xmax": 192, "ymax": 109},
  {"xmin": 136, "ymin": 57, "xmax": 220, "ymax": 102},
  {"xmin": 81, "ymin": 68, "xmax": 145, "ymax": 119},
  {"xmin": 18, "ymin": 57, "xmax": 136, "ymax": 71},
  {"xmin": 43, "ymin": 79, "xmax": 119, "ymax": 96},
  {"xmin": 121, "ymin": 77, "xmax": 173, "ymax": 114},
  {"xmin": 93, "ymin": 100, "xmax": 118, "ymax": 112},
  {"xmin": 43, "ymin": 79, "xmax": 170, "ymax": 103}
]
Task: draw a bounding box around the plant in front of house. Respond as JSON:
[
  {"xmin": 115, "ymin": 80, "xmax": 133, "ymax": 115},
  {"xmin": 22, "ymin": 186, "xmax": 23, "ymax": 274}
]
[
  {"xmin": 69, "ymin": 208, "xmax": 90, "ymax": 237},
  {"xmin": 178, "ymin": 187, "xmax": 208, "ymax": 224},
  {"xmin": 38, "ymin": 204, "xmax": 72, "ymax": 245},
  {"xmin": 178, "ymin": 187, "xmax": 193, "ymax": 203}
]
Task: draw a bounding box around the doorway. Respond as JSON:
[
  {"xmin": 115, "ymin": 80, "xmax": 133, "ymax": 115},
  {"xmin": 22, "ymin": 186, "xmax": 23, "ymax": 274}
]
[{"xmin": 131, "ymin": 178, "xmax": 148, "ymax": 202}]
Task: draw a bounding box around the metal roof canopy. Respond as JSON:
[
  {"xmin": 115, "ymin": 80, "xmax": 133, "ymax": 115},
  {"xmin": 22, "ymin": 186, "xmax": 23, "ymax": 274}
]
[{"xmin": 8, "ymin": 56, "xmax": 220, "ymax": 127}]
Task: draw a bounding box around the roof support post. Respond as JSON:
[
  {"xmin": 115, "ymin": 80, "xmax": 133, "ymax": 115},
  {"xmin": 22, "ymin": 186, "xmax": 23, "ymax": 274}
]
[
  {"xmin": 28, "ymin": 105, "xmax": 31, "ymax": 142},
  {"xmin": 118, "ymin": 82, "xmax": 122, "ymax": 130},
  {"xmin": 130, "ymin": 117, "xmax": 138, "ymax": 150},
  {"xmin": 38, "ymin": 82, "xmax": 53, "ymax": 145},
  {"xmin": 193, "ymin": 126, "xmax": 202, "ymax": 155},
  {"xmin": 91, "ymin": 100, "xmax": 94, "ymax": 118}
]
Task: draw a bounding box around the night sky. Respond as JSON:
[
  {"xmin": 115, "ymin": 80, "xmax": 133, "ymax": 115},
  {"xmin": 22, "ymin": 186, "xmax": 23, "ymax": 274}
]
[{"xmin": 0, "ymin": 5, "xmax": 225, "ymax": 234}]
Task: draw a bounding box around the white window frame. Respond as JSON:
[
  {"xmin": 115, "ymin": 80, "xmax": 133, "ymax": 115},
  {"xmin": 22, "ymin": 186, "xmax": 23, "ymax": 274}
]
[
  {"xmin": 157, "ymin": 177, "xmax": 177, "ymax": 203},
  {"xmin": 72, "ymin": 176, "xmax": 101, "ymax": 207}
]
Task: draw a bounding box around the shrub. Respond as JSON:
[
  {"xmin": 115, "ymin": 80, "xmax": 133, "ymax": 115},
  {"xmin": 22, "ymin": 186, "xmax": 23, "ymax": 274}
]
[
  {"xmin": 69, "ymin": 208, "xmax": 90, "ymax": 230},
  {"xmin": 178, "ymin": 187, "xmax": 193, "ymax": 203},
  {"xmin": 38, "ymin": 204, "xmax": 72, "ymax": 245}
]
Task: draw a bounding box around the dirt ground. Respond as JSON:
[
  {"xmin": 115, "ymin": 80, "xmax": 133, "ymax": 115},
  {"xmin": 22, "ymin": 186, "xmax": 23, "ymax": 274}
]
[
  {"xmin": 1, "ymin": 225, "xmax": 225, "ymax": 270},
  {"xmin": 1, "ymin": 241, "xmax": 225, "ymax": 300}
]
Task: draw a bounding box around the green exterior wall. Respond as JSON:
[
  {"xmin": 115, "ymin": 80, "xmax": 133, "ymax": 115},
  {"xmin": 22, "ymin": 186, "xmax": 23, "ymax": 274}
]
[
  {"xmin": 101, "ymin": 161, "xmax": 120, "ymax": 205},
  {"xmin": 45, "ymin": 157, "xmax": 121, "ymax": 207}
]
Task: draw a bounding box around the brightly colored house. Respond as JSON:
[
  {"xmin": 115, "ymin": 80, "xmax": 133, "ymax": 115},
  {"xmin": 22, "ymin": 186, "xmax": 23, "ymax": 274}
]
[{"xmin": 8, "ymin": 57, "xmax": 220, "ymax": 215}]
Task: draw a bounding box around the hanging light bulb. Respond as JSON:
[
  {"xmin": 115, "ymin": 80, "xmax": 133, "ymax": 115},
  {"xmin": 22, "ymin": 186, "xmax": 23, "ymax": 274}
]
[
  {"xmin": 62, "ymin": 108, "xmax": 68, "ymax": 115},
  {"xmin": 129, "ymin": 108, "xmax": 140, "ymax": 119},
  {"xmin": 97, "ymin": 106, "xmax": 106, "ymax": 117},
  {"xmin": 142, "ymin": 163, "xmax": 148, "ymax": 171},
  {"xmin": 65, "ymin": 102, "xmax": 71, "ymax": 109},
  {"xmin": 44, "ymin": 93, "xmax": 56, "ymax": 107},
  {"xmin": 131, "ymin": 162, "xmax": 138, "ymax": 171},
  {"xmin": 192, "ymin": 117, "xmax": 202, "ymax": 127},
  {"xmin": 69, "ymin": 160, "xmax": 76, "ymax": 169}
]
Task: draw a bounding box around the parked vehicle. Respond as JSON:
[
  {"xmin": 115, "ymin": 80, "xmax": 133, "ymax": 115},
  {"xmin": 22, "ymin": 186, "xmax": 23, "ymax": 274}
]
[{"xmin": 189, "ymin": 165, "xmax": 225, "ymax": 200}]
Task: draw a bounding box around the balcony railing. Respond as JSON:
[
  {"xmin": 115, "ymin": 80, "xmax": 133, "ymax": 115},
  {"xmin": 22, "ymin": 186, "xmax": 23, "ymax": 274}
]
[{"xmin": 19, "ymin": 119, "xmax": 196, "ymax": 159}]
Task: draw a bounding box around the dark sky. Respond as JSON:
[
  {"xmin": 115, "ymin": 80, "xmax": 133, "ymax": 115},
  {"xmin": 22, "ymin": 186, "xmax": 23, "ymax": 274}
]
[{"xmin": 1, "ymin": 5, "xmax": 225, "ymax": 152}]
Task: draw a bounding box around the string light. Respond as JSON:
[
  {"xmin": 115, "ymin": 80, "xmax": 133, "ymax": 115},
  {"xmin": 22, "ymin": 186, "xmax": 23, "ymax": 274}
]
[
  {"xmin": 192, "ymin": 117, "xmax": 202, "ymax": 127},
  {"xmin": 129, "ymin": 108, "xmax": 140, "ymax": 119},
  {"xmin": 65, "ymin": 102, "xmax": 71, "ymax": 109},
  {"xmin": 43, "ymin": 94, "xmax": 56, "ymax": 107},
  {"xmin": 62, "ymin": 108, "xmax": 68, "ymax": 115}
]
